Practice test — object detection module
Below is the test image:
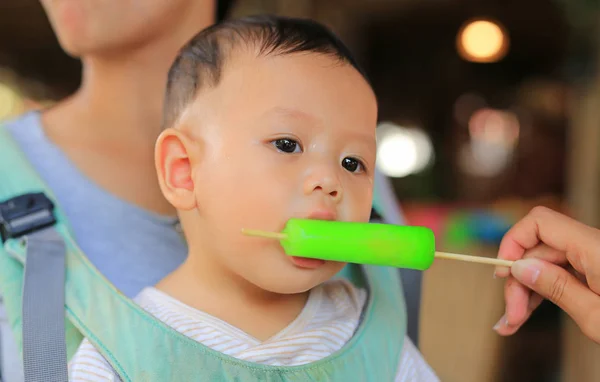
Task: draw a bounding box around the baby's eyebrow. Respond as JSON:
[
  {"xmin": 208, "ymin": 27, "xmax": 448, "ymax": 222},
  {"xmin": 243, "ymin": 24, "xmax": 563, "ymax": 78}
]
[
  {"xmin": 260, "ymin": 107, "xmax": 318, "ymax": 123},
  {"xmin": 342, "ymin": 125, "xmax": 377, "ymax": 148},
  {"xmin": 260, "ymin": 106, "xmax": 376, "ymax": 147},
  {"xmin": 349, "ymin": 134, "xmax": 376, "ymax": 148}
]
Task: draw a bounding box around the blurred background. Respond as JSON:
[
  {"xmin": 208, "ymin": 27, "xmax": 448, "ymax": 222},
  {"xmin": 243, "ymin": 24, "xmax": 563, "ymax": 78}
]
[{"xmin": 1, "ymin": 0, "xmax": 599, "ymax": 381}]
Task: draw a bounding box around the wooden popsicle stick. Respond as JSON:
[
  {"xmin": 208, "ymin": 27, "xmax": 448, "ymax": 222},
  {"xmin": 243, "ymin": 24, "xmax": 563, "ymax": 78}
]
[
  {"xmin": 241, "ymin": 229, "xmax": 288, "ymax": 240},
  {"xmin": 241, "ymin": 229, "xmax": 514, "ymax": 267},
  {"xmin": 435, "ymin": 251, "xmax": 513, "ymax": 267}
]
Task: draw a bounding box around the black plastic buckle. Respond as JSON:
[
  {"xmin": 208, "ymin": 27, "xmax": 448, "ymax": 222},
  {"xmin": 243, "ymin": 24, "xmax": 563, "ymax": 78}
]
[{"xmin": 0, "ymin": 193, "xmax": 56, "ymax": 243}]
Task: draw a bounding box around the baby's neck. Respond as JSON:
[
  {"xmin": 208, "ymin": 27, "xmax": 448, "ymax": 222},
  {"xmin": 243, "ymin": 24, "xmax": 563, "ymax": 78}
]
[{"xmin": 155, "ymin": 260, "xmax": 309, "ymax": 341}]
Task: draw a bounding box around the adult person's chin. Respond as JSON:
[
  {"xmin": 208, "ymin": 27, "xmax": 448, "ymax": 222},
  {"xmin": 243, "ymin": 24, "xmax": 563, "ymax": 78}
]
[{"xmin": 39, "ymin": 0, "xmax": 219, "ymax": 58}]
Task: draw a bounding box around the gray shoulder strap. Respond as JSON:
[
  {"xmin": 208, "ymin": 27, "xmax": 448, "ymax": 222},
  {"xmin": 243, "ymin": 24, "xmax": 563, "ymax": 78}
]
[
  {"xmin": 20, "ymin": 228, "xmax": 123, "ymax": 382},
  {"xmin": 21, "ymin": 228, "xmax": 68, "ymax": 382},
  {"xmin": 1, "ymin": 296, "xmax": 24, "ymax": 382}
]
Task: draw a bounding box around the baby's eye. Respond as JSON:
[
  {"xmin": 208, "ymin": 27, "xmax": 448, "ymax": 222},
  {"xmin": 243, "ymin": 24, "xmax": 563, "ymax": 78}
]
[
  {"xmin": 342, "ymin": 157, "xmax": 365, "ymax": 173},
  {"xmin": 272, "ymin": 138, "xmax": 302, "ymax": 154}
]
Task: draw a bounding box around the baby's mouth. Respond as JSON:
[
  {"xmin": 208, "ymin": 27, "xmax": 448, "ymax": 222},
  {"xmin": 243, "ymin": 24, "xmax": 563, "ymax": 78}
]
[
  {"xmin": 289, "ymin": 256, "xmax": 326, "ymax": 269},
  {"xmin": 286, "ymin": 210, "xmax": 336, "ymax": 269}
]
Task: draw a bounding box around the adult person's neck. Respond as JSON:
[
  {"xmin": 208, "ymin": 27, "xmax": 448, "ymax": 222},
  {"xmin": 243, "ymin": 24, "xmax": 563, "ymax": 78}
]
[
  {"xmin": 40, "ymin": 10, "xmax": 214, "ymax": 215},
  {"xmin": 61, "ymin": 53, "xmax": 172, "ymax": 147}
]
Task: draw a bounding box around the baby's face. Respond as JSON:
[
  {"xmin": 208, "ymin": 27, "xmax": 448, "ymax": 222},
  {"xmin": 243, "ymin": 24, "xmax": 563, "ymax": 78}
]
[{"xmin": 174, "ymin": 51, "xmax": 377, "ymax": 294}]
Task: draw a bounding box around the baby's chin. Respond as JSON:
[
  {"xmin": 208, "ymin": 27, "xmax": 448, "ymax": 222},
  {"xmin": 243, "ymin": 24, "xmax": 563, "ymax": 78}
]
[{"xmin": 246, "ymin": 261, "xmax": 346, "ymax": 295}]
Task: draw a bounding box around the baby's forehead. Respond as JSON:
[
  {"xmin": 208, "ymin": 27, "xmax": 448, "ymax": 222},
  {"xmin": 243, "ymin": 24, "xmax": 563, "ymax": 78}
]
[
  {"xmin": 216, "ymin": 51, "xmax": 373, "ymax": 99},
  {"xmin": 178, "ymin": 50, "xmax": 377, "ymax": 138}
]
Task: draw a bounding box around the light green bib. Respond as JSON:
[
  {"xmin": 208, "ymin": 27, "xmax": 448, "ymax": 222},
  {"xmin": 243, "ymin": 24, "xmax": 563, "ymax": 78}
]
[{"xmin": 0, "ymin": 125, "xmax": 407, "ymax": 381}]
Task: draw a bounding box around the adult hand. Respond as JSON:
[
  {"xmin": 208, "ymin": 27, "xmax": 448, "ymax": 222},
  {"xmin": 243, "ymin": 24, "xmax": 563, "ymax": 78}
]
[{"xmin": 493, "ymin": 206, "xmax": 600, "ymax": 344}]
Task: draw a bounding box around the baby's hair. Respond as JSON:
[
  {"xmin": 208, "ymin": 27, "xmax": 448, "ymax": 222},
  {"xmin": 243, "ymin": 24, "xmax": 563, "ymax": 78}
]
[{"xmin": 162, "ymin": 14, "xmax": 369, "ymax": 130}]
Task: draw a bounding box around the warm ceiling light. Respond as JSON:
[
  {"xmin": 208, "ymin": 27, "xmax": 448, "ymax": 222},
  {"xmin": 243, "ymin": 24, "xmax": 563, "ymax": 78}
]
[{"xmin": 457, "ymin": 19, "xmax": 509, "ymax": 63}]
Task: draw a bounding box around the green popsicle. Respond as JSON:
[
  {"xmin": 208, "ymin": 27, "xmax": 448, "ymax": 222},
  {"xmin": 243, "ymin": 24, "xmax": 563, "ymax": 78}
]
[
  {"xmin": 255, "ymin": 219, "xmax": 435, "ymax": 271},
  {"xmin": 242, "ymin": 219, "xmax": 516, "ymax": 270}
]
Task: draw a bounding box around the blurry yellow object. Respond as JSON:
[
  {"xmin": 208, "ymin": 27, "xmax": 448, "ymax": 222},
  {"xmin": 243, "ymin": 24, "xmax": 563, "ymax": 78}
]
[
  {"xmin": 457, "ymin": 19, "xmax": 509, "ymax": 63},
  {"xmin": 0, "ymin": 83, "xmax": 23, "ymax": 121}
]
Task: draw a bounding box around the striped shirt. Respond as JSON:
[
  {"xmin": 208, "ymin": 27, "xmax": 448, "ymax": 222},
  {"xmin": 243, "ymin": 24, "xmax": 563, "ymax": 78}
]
[{"xmin": 69, "ymin": 280, "xmax": 439, "ymax": 381}]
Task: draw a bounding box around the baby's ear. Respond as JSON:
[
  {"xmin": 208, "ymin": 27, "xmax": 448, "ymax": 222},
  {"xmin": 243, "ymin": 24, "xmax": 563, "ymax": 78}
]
[{"xmin": 155, "ymin": 128, "xmax": 200, "ymax": 211}]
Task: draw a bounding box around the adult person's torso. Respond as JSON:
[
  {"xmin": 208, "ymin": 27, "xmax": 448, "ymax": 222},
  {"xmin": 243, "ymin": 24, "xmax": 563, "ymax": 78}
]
[{"xmin": 3, "ymin": 111, "xmax": 188, "ymax": 297}]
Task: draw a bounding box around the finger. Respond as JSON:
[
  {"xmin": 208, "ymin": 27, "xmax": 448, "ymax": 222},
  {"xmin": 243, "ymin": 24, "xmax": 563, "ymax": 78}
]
[
  {"xmin": 505, "ymin": 275, "xmax": 531, "ymax": 326},
  {"xmin": 493, "ymin": 275, "xmax": 529, "ymax": 335},
  {"xmin": 496, "ymin": 259, "xmax": 582, "ymax": 335},
  {"xmin": 494, "ymin": 207, "xmax": 598, "ymax": 277},
  {"xmin": 495, "ymin": 245, "xmax": 563, "ymax": 330},
  {"xmin": 501, "ymin": 206, "xmax": 595, "ymax": 259},
  {"xmin": 495, "ymin": 243, "xmax": 567, "ymax": 279},
  {"xmin": 494, "ymin": 290, "xmax": 544, "ymax": 336},
  {"xmin": 511, "ymin": 258, "xmax": 600, "ymax": 343},
  {"xmin": 525, "ymin": 244, "xmax": 568, "ymax": 264},
  {"xmin": 583, "ymin": 255, "xmax": 600, "ymax": 296}
]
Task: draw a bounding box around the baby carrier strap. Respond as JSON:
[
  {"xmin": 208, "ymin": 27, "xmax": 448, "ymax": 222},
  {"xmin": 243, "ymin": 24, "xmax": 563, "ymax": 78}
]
[
  {"xmin": 21, "ymin": 227, "xmax": 68, "ymax": 382},
  {"xmin": 0, "ymin": 125, "xmax": 72, "ymax": 382}
]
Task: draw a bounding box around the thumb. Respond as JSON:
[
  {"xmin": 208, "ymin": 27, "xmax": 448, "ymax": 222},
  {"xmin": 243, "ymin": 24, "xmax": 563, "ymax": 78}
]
[{"xmin": 511, "ymin": 258, "xmax": 599, "ymax": 329}]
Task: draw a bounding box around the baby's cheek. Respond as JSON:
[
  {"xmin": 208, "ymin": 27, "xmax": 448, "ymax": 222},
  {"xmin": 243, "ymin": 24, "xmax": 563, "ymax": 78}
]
[{"xmin": 340, "ymin": 193, "xmax": 372, "ymax": 223}]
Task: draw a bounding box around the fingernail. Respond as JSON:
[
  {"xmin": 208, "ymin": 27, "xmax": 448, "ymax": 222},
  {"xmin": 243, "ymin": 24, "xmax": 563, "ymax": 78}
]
[
  {"xmin": 493, "ymin": 266, "xmax": 510, "ymax": 279},
  {"xmin": 511, "ymin": 259, "xmax": 541, "ymax": 286},
  {"xmin": 493, "ymin": 314, "xmax": 508, "ymax": 331}
]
